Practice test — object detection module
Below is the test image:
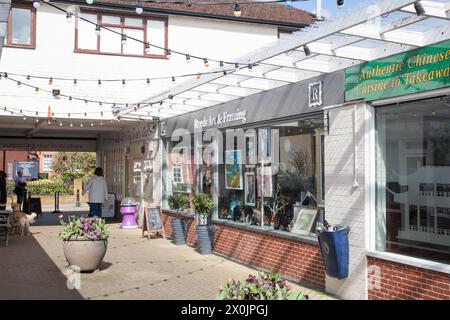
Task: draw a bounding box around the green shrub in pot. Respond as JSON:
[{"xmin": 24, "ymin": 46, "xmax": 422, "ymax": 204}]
[
  {"xmin": 192, "ymin": 193, "xmax": 214, "ymax": 226},
  {"xmin": 167, "ymin": 193, "xmax": 189, "ymax": 212}
]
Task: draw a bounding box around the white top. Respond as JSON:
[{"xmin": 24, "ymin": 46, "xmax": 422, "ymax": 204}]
[{"xmin": 84, "ymin": 175, "xmax": 108, "ymax": 204}]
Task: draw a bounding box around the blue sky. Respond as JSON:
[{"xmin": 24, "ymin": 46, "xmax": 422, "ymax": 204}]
[{"xmin": 294, "ymin": 0, "xmax": 374, "ymax": 19}]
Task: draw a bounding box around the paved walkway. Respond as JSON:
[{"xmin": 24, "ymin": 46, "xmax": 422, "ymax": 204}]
[{"xmin": 0, "ymin": 212, "xmax": 335, "ymax": 300}]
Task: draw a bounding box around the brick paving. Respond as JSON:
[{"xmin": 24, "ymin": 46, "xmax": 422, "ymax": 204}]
[{"xmin": 0, "ymin": 212, "xmax": 336, "ymax": 300}]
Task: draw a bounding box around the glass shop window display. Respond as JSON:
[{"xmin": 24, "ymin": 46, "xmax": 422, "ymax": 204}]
[
  {"xmin": 217, "ymin": 119, "xmax": 325, "ymax": 234},
  {"xmin": 376, "ymin": 98, "xmax": 450, "ymax": 264}
]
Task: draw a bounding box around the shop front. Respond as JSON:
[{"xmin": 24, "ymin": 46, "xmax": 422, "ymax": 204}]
[
  {"xmin": 160, "ymin": 71, "xmax": 344, "ymax": 289},
  {"xmin": 345, "ymin": 39, "xmax": 450, "ymax": 299},
  {"xmin": 99, "ymin": 122, "xmax": 161, "ymax": 227}
]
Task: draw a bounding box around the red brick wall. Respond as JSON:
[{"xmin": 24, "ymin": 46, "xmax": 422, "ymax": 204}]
[
  {"xmin": 368, "ymin": 257, "xmax": 450, "ymax": 300},
  {"xmin": 162, "ymin": 210, "xmax": 325, "ymax": 290}
]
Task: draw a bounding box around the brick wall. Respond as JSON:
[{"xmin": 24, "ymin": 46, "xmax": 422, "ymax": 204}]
[
  {"xmin": 161, "ymin": 210, "xmax": 325, "ymax": 290},
  {"xmin": 368, "ymin": 257, "xmax": 450, "ymax": 300}
]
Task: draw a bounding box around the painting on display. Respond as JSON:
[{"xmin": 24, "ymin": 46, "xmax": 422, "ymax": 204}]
[
  {"xmin": 245, "ymin": 172, "xmax": 256, "ymax": 206},
  {"xmin": 225, "ymin": 150, "xmax": 243, "ymax": 190},
  {"xmin": 256, "ymin": 166, "xmax": 273, "ymax": 197},
  {"xmin": 291, "ymin": 207, "xmax": 319, "ymax": 235}
]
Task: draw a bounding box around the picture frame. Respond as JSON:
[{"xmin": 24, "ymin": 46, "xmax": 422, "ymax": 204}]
[
  {"xmin": 225, "ymin": 150, "xmax": 243, "ymax": 190},
  {"xmin": 245, "ymin": 172, "xmax": 256, "ymax": 206},
  {"xmin": 256, "ymin": 165, "xmax": 273, "ymax": 197},
  {"xmin": 290, "ymin": 206, "xmax": 319, "ymax": 235}
]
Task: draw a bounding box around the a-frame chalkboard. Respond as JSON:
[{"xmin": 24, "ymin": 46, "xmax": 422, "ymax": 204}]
[{"xmin": 142, "ymin": 206, "xmax": 165, "ymax": 240}]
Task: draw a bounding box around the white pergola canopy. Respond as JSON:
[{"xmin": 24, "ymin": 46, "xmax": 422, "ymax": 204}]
[{"xmin": 121, "ymin": 0, "xmax": 450, "ymax": 120}]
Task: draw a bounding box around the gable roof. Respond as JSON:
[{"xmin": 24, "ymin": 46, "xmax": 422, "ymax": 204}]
[{"xmin": 60, "ymin": 0, "xmax": 316, "ymax": 27}]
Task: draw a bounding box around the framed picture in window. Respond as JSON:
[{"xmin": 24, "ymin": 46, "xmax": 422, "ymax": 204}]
[
  {"xmin": 245, "ymin": 172, "xmax": 256, "ymax": 206},
  {"xmin": 225, "ymin": 150, "xmax": 243, "ymax": 190},
  {"xmin": 256, "ymin": 166, "xmax": 273, "ymax": 197},
  {"xmin": 291, "ymin": 206, "xmax": 319, "ymax": 235}
]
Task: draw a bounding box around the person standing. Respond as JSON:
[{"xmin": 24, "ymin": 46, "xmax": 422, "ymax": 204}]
[
  {"xmin": 14, "ymin": 170, "xmax": 27, "ymax": 209},
  {"xmin": 84, "ymin": 167, "xmax": 108, "ymax": 218},
  {"xmin": 0, "ymin": 171, "xmax": 7, "ymax": 210}
]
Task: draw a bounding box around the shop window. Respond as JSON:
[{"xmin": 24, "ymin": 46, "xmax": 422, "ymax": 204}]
[
  {"xmin": 217, "ymin": 118, "xmax": 325, "ymax": 235},
  {"xmin": 375, "ymin": 98, "xmax": 450, "ymax": 264},
  {"xmin": 6, "ymin": 4, "xmax": 36, "ymax": 48},
  {"xmin": 75, "ymin": 11, "xmax": 167, "ymax": 58}
]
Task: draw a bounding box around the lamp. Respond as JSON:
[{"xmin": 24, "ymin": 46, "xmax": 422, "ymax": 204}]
[
  {"xmin": 234, "ymin": 2, "xmax": 241, "ymax": 17},
  {"xmin": 414, "ymin": 1, "xmax": 425, "ymax": 16}
]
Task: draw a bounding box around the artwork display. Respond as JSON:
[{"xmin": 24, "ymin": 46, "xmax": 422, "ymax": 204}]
[
  {"xmin": 245, "ymin": 172, "xmax": 256, "ymax": 206},
  {"xmin": 291, "ymin": 206, "xmax": 318, "ymax": 235},
  {"xmin": 256, "ymin": 166, "xmax": 273, "ymax": 197},
  {"xmin": 225, "ymin": 150, "xmax": 243, "ymax": 190}
]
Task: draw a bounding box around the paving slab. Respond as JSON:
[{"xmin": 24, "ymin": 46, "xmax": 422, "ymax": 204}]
[{"xmin": 0, "ymin": 212, "xmax": 336, "ymax": 300}]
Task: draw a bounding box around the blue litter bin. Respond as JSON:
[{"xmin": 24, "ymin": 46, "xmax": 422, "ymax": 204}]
[{"xmin": 316, "ymin": 225, "xmax": 350, "ymax": 279}]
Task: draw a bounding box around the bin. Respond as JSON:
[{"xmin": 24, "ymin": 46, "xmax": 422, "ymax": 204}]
[{"xmin": 316, "ymin": 225, "xmax": 350, "ymax": 279}]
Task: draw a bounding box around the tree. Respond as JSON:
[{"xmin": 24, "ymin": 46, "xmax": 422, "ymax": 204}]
[{"xmin": 52, "ymin": 152, "xmax": 96, "ymax": 183}]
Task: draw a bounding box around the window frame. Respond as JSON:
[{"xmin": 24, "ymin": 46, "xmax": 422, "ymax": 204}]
[
  {"xmin": 5, "ymin": 2, "xmax": 36, "ymax": 49},
  {"xmin": 74, "ymin": 9, "xmax": 169, "ymax": 59},
  {"xmin": 42, "ymin": 155, "xmax": 53, "ymax": 172}
]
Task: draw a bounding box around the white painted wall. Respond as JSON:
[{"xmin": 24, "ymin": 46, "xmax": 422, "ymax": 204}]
[
  {"xmin": 324, "ymin": 102, "xmax": 369, "ymax": 300},
  {"xmin": 0, "ymin": 4, "xmax": 278, "ymax": 120}
]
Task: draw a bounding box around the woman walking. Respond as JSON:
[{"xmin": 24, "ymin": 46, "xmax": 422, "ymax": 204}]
[{"xmin": 84, "ymin": 167, "xmax": 108, "ymax": 218}]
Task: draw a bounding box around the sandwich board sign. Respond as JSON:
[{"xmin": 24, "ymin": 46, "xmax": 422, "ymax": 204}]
[{"xmin": 142, "ymin": 206, "xmax": 165, "ymax": 240}]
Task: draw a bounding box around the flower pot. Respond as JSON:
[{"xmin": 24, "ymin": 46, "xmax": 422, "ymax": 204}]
[
  {"xmin": 196, "ymin": 225, "xmax": 214, "ymax": 255},
  {"xmin": 171, "ymin": 218, "xmax": 186, "ymax": 245},
  {"xmin": 63, "ymin": 239, "xmax": 108, "ymax": 272}
]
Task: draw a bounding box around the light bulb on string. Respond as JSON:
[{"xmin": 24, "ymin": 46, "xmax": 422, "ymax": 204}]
[
  {"xmin": 146, "ymin": 78, "xmax": 150, "ymax": 86},
  {"xmin": 73, "ymin": 78, "xmax": 77, "ymax": 86},
  {"xmin": 33, "ymin": 0, "xmax": 40, "ymax": 9},
  {"xmin": 80, "ymin": 123, "xmax": 84, "ymax": 127},
  {"xmin": 235, "ymin": 63, "xmax": 239, "ymax": 69},
  {"xmin": 70, "ymin": 122, "xmax": 73, "ymax": 127},
  {"xmin": 59, "ymin": 121, "xmax": 63, "ymax": 126},
  {"xmin": 95, "ymin": 25, "xmax": 101, "ymax": 36},
  {"xmin": 121, "ymin": 34, "xmax": 127, "ymax": 45},
  {"xmin": 86, "ymin": 0, "xmax": 94, "ymax": 4},
  {"xmin": 90, "ymin": 122, "xmax": 94, "ymax": 127},
  {"xmin": 48, "ymin": 77, "xmax": 53, "ymax": 85},
  {"xmin": 172, "ymin": 76, "xmax": 176, "ymax": 84},
  {"xmin": 17, "ymin": 81, "xmax": 21, "ymax": 87},
  {"xmin": 122, "ymin": 79, "xmax": 126, "ymax": 86},
  {"xmin": 186, "ymin": 54, "xmax": 191, "ymax": 63},
  {"xmin": 136, "ymin": 0, "xmax": 143, "ymax": 14},
  {"xmin": 203, "ymin": 58, "xmax": 209, "ymax": 67},
  {"xmin": 166, "ymin": 49, "xmax": 171, "ymax": 60},
  {"xmin": 23, "ymin": 116, "xmax": 27, "ymax": 120},
  {"xmin": 26, "ymin": 75, "xmax": 31, "ymax": 81},
  {"xmin": 196, "ymin": 73, "xmax": 201, "ymax": 80},
  {"xmin": 98, "ymin": 79, "xmax": 102, "ymax": 86},
  {"xmin": 234, "ymin": 2, "xmax": 241, "ymax": 17},
  {"xmin": 35, "ymin": 118, "xmax": 39, "ymax": 123},
  {"xmin": 66, "ymin": 12, "xmax": 73, "ymax": 23},
  {"xmin": 184, "ymin": 0, "xmax": 193, "ymax": 7},
  {"xmin": 248, "ymin": 64, "xmax": 253, "ymax": 72},
  {"xmin": 35, "ymin": 87, "xmax": 39, "ymax": 95},
  {"xmin": 145, "ymin": 42, "xmax": 151, "ymax": 54}
]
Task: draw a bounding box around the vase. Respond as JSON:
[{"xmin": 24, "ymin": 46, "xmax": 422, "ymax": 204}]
[
  {"xmin": 196, "ymin": 225, "xmax": 214, "ymax": 255},
  {"xmin": 63, "ymin": 239, "xmax": 108, "ymax": 272},
  {"xmin": 171, "ymin": 218, "xmax": 186, "ymax": 245}
]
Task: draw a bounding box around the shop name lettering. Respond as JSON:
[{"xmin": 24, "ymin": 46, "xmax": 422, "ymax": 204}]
[
  {"xmin": 194, "ymin": 110, "xmax": 247, "ymax": 130},
  {"xmin": 356, "ymin": 48, "xmax": 450, "ymax": 95}
]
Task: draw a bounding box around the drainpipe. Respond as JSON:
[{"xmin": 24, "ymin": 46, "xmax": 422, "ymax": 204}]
[{"xmin": 316, "ymin": 0, "xmax": 324, "ymax": 20}]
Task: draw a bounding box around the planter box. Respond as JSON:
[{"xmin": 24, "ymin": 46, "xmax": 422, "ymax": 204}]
[{"xmin": 196, "ymin": 225, "xmax": 214, "ymax": 255}]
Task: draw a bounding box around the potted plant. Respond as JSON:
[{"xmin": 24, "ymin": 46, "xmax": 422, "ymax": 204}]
[
  {"xmin": 192, "ymin": 193, "xmax": 214, "ymax": 255},
  {"xmin": 59, "ymin": 215, "xmax": 109, "ymax": 272},
  {"xmin": 167, "ymin": 193, "xmax": 189, "ymax": 245},
  {"xmin": 217, "ymin": 271, "xmax": 309, "ymax": 300}
]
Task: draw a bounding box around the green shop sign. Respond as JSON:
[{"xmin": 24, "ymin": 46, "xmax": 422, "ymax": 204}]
[{"xmin": 345, "ymin": 40, "xmax": 450, "ymax": 102}]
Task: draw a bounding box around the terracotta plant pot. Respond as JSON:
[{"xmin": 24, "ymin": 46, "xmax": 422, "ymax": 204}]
[{"xmin": 63, "ymin": 239, "xmax": 108, "ymax": 272}]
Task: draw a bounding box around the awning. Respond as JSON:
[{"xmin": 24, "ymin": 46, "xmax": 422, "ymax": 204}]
[{"xmin": 121, "ymin": 0, "xmax": 450, "ymax": 120}]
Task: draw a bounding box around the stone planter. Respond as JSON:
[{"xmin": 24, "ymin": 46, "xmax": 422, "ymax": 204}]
[
  {"xmin": 171, "ymin": 218, "xmax": 186, "ymax": 245},
  {"xmin": 196, "ymin": 225, "xmax": 214, "ymax": 255},
  {"xmin": 63, "ymin": 239, "xmax": 108, "ymax": 272}
]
